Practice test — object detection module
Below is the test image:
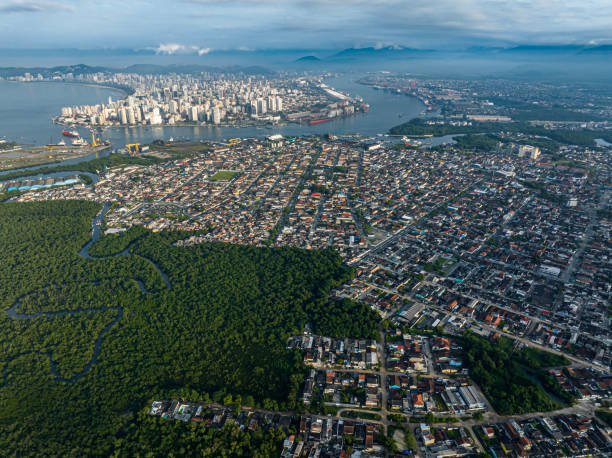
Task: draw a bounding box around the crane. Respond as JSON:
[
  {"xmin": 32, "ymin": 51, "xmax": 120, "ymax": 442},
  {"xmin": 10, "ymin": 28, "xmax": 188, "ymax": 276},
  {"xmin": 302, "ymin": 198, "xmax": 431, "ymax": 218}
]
[
  {"xmin": 126, "ymin": 143, "xmax": 141, "ymax": 154},
  {"xmin": 90, "ymin": 130, "xmax": 102, "ymax": 147}
]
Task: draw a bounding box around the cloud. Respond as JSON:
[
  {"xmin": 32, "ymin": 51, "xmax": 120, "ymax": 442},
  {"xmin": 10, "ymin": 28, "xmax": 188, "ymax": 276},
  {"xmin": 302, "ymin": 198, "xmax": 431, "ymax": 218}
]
[
  {"xmin": 0, "ymin": 0, "xmax": 75, "ymax": 13},
  {"xmin": 154, "ymin": 43, "xmax": 213, "ymax": 55},
  {"xmin": 1, "ymin": 0, "xmax": 612, "ymax": 50},
  {"xmin": 181, "ymin": 0, "xmax": 612, "ymax": 47}
]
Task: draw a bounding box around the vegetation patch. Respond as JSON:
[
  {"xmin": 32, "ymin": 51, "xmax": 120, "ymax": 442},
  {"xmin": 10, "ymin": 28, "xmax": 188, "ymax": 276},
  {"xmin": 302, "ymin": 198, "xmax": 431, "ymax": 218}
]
[
  {"xmin": 112, "ymin": 412, "xmax": 285, "ymax": 456},
  {"xmin": 0, "ymin": 153, "xmax": 167, "ymax": 181},
  {"xmin": 461, "ymin": 332, "xmax": 573, "ymax": 415},
  {"xmin": 0, "ymin": 200, "xmax": 363, "ymax": 455},
  {"xmin": 0, "ymin": 141, "xmax": 18, "ymax": 151},
  {"xmin": 210, "ymin": 170, "xmax": 239, "ymax": 181},
  {"xmin": 390, "ymin": 118, "xmax": 612, "ymax": 148},
  {"xmin": 341, "ymin": 410, "xmax": 382, "ymax": 421}
]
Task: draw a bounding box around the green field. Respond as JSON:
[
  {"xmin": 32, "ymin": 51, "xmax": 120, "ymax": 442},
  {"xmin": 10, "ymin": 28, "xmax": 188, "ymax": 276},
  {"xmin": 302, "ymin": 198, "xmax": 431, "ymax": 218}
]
[
  {"xmin": 0, "ymin": 199, "xmax": 373, "ymax": 455},
  {"xmin": 149, "ymin": 140, "xmax": 213, "ymax": 154},
  {"xmin": 210, "ymin": 170, "xmax": 239, "ymax": 181}
]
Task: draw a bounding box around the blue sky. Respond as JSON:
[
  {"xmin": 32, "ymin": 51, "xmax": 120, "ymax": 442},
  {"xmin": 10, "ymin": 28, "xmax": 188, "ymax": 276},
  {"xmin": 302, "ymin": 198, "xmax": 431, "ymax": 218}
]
[{"xmin": 0, "ymin": 0, "xmax": 611, "ymax": 51}]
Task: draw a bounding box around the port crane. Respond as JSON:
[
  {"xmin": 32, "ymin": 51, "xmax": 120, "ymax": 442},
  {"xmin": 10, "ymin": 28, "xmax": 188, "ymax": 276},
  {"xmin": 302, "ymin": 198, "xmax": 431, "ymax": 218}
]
[
  {"xmin": 90, "ymin": 131, "xmax": 101, "ymax": 147},
  {"xmin": 126, "ymin": 143, "xmax": 141, "ymax": 154}
]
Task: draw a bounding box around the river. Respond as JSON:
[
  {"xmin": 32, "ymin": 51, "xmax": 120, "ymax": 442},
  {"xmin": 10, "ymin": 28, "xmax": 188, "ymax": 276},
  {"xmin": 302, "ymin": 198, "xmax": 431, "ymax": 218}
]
[
  {"xmin": 2, "ymin": 202, "xmax": 171, "ymax": 384},
  {"xmin": 0, "ymin": 74, "xmax": 425, "ymax": 148}
]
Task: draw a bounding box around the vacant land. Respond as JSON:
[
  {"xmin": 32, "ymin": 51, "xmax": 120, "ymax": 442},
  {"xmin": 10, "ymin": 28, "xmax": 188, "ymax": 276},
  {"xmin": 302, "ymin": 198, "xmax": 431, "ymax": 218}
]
[
  {"xmin": 210, "ymin": 170, "xmax": 239, "ymax": 181},
  {"xmin": 0, "ymin": 145, "xmax": 108, "ymax": 171}
]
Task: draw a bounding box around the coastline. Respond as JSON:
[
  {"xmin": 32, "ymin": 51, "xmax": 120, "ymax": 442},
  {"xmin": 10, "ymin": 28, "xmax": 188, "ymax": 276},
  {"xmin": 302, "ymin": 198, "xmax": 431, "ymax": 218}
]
[
  {"xmin": 7, "ymin": 79, "xmax": 130, "ymax": 97},
  {"xmin": 51, "ymin": 112, "xmax": 370, "ymax": 131}
]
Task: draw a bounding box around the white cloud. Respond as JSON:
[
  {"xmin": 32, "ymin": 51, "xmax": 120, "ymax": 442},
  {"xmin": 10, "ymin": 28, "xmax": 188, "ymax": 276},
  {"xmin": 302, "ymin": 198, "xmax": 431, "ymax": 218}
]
[
  {"xmin": 2, "ymin": 0, "xmax": 612, "ymax": 50},
  {"xmin": 154, "ymin": 43, "xmax": 212, "ymax": 55},
  {"xmin": 183, "ymin": 0, "xmax": 612, "ymax": 46}
]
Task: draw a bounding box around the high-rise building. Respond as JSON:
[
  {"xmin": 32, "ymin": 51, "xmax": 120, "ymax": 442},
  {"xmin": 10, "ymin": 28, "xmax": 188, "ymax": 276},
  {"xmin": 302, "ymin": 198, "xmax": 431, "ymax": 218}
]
[
  {"xmin": 212, "ymin": 107, "xmax": 221, "ymax": 124},
  {"xmin": 267, "ymin": 96, "xmax": 276, "ymax": 112},
  {"xmin": 189, "ymin": 106, "xmax": 199, "ymax": 122},
  {"xmin": 119, "ymin": 108, "xmax": 128, "ymax": 125},
  {"xmin": 257, "ymin": 98, "xmax": 267, "ymax": 115}
]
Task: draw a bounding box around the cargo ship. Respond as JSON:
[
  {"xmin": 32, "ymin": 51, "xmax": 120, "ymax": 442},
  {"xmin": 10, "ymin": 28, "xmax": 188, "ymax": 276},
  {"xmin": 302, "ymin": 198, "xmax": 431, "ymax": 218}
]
[
  {"xmin": 309, "ymin": 118, "xmax": 333, "ymax": 125},
  {"xmin": 62, "ymin": 130, "xmax": 80, "ymax": 138},
  {"xmin": 46, "ymin": 139, "xmax": 66, "ymax": 148}
]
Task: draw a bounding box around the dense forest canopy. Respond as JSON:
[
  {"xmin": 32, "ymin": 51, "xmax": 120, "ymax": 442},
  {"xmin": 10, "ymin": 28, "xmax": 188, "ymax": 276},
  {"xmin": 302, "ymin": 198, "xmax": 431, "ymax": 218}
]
[
  {"xmin": 0, "ymin": 200, "xmax": 368, "ymax": 455},
  {"xmin": 114, "ymin": 412, "xmax": 286, "ymax": 457},
  {"xmin": 461, "ymin": 332, "xmax": 573, "ymax": 415}
]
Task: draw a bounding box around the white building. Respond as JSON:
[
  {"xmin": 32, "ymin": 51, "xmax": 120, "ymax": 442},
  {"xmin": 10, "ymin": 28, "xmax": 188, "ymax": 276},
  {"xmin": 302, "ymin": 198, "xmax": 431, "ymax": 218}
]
[
  {"xmin": 119, "ymin": 108, "xmax": 128, "ymax": 125},
  {"xmin": 212, "ymin": 107, "xmax": 221, "ymax": 124}
]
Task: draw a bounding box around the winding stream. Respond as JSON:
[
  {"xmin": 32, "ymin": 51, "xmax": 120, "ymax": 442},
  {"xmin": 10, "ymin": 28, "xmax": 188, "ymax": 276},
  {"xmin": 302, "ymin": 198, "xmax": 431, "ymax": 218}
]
[{"xmin": 1, "ymin": 203, "xmax": 171, "ymax": 385}]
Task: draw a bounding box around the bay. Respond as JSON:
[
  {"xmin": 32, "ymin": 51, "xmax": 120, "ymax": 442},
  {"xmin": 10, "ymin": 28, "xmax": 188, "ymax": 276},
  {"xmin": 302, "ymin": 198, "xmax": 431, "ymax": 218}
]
[{"xmin": 0, "ymin": 74, "xmax": 425, "ymax": 148}]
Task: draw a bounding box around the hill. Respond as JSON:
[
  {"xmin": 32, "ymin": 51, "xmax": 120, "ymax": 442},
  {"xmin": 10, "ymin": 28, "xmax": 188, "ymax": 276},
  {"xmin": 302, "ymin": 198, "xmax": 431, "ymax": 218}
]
[{"xmin": 296, "ymin": 55, "xmax": 321, "ymax": 62}]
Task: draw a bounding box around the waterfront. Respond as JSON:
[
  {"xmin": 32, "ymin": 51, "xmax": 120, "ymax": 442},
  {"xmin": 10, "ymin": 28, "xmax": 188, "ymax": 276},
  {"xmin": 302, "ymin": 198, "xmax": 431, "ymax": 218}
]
[
  {"xmin": 0, "ymin": 81, "xmax": 124, "ymax": 145},
  {"xmin": 0, "ymin": 74, "xmax": 425, "ymax": 147}
]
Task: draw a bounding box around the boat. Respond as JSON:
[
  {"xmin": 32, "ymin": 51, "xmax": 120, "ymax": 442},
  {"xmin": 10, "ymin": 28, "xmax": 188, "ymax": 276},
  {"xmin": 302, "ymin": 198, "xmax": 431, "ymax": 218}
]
[
  {"xmin": 62, "ymin": 130, "xmax": 80, "ymax": 138},
  {"xmin": 308, "ymin": 118, "xmax": 333, "ymax": 125},
  {"xmin": 46, "ymin": 137, "xmax": 66, "ymax": 148},
  {"xmin": 71, "ymin": 137, "xmax": 88, "ymax": 146},
  {"xmin": 360, "ymin": 103, "xmax": 370, "ymax": 113}
]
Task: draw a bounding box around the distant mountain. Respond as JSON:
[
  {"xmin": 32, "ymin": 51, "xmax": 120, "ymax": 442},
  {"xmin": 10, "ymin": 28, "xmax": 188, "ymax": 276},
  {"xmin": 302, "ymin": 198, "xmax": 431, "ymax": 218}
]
[
  {"xmin": 295, "ymin": 55, "xmax": 321, "ymax": 62},
  {"xmin": 0, "ymin": 63, "xmax": 109, "ymax": 78},
  {"xmin": 580, "ymin": 44, "xmax": 612, "ymax": 54},
  {"xmin": 330, "ymin": 45, "xmax": 432, "ymax": 60},
  {"xmin": 499, "ymin": 44, "xmax": 586, "ymax": 54},
  {"xmin": 0, "ymin": 47, "xmax": 155, "ymax": 57},
  {"xmin": 0, "ymin": 63, "xmax": 274, "ymax": 78}
]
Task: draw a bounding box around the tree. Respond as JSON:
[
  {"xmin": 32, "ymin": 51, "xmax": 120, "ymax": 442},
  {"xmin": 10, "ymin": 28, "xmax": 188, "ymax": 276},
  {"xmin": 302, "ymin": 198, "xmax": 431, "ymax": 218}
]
[{"xmin": 404, "ymin": 426, "xmax": 418, "ymax": 450}]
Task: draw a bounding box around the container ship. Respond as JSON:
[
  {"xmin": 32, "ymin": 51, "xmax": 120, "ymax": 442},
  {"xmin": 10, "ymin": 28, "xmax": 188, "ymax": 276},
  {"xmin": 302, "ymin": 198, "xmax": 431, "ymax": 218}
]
[
  {"xmin": 62, "ymin": 130, "xmax": 80, "ymax": 138},
  {"xmin": 309, "ymin": 118, "xmax": 333, "ymax": 125}
]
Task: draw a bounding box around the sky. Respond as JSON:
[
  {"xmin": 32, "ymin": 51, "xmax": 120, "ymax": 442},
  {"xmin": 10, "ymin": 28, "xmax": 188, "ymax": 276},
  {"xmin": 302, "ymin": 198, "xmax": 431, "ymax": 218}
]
[{"xmin": 0, "ymin": 0, "xmax": 611, "ymax": 52}]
